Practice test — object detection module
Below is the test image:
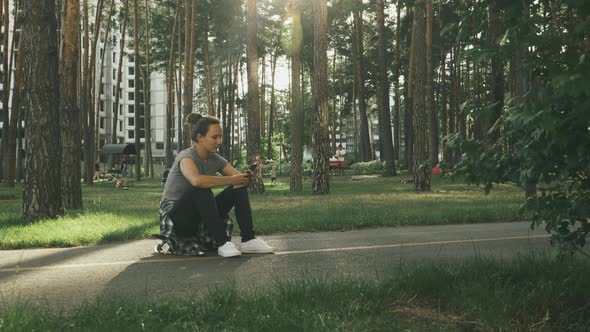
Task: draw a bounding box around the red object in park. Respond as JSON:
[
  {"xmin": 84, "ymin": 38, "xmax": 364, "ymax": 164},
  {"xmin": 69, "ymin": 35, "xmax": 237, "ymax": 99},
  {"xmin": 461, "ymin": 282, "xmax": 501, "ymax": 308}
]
[
  {"xmin": 432, "ymin": 164, "xmax": 441, "ymax": 175},
  {"xmin": 329, "ymin": 160, "xmax": 344, "ymax": 168}
]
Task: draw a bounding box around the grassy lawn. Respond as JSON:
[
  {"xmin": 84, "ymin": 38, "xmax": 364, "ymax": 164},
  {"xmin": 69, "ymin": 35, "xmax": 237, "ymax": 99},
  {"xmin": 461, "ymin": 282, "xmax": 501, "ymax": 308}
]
[
  {"xmin": 1, "ymin": 254, "xmax": 588, "ymax": 331},
  {"xmin": 0, "ymin": 172, "xmax": 524, "ymax": 249}
]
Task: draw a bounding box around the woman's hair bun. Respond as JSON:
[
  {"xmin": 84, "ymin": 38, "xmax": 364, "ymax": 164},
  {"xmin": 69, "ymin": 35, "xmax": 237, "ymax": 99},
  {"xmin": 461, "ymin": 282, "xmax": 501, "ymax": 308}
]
[{"xmin": 185, "ymin": 113, "xmax": 202, "ymax": 125}]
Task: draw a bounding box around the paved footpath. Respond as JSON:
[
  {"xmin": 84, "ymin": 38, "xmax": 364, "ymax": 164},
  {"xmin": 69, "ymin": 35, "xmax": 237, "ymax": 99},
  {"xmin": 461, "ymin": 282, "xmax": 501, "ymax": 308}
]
[{"xmin": 0, "ymin": 221, "xmax": 552, "ymax": 311}]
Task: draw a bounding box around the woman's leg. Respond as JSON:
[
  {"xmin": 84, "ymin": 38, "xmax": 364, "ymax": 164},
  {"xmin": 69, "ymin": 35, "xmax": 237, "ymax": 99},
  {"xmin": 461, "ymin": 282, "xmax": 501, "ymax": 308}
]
[
  {"xmin": 215, "ymin": 186, "xmax": 255, "ymax": 242},
  {"xmin": 172, "ymin": 188, "xmax": 228, "ymax": 244}
]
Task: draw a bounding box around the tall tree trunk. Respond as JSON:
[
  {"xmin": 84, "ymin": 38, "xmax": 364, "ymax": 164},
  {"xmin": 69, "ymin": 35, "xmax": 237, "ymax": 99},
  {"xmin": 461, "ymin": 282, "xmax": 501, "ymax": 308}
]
[
  {"xmin": 412, "ymin": 0, "xmax": 431, "ymax": 192},
  {"xmin": 426, "ymin": 0, "xmax": 438, "ymax": 165},
  {"xmin": 111, "ymin": 0, "xmax": 129, "ymax": 144},
  {"xmin": 133, "ymin": 0, "xmax": 141, "ymax": 180},
  {"xmin": 449, "ymin": 46, "xmax": 459, "ymax": 166},
  {"xmin": 260, "ymin": 53, "xmax": 266, "ymax": 138},
  {"xmin": 440, "ymin": 1, "xmax": 450, "ymax": 163},
  {"xmin": 0, "ymin": 0, "xmax": 10, "ymax": 181},
  {"xmin": 331, "ymin": 47, "xmax": 337, "ymax": 153},
  {"xmin": 404, "ymin": 5, "xmax": 415, "ymax": 172},
  {"xmin": 3, "ymin": 0, "xmax": 19, "ymax": 187},
  {"xmin": 220, "ymin": 46, "xmax": 229, "ymax": 158},
  {"xmin": 22, "ymin": 0, "xmax": 63, "ymax": 220},
  {"xmin": 353, "ymin": 10, "xmax": 371, "ymax": 162},
  {"xmin": 267, "ymin": 52, "xmax": 277, "ymax": 161},
  {"xmin": 393, "ymin": 1, "xmax": 401, "ymax": 163},
  {"xmin": 60, "ymin": 0, "xmax": 83, "ymax": 209},
  {"xmin": 312, "ymin": 0, "xmax": 330, "ymax": 194},
  {"xmin": 247, "ymin": 0, "xmax": 264, "ymax": 193},
  {"xmin": 84, "ymin": 0, "xmax": 105, "ymax": 185},
  {"xmin": 165, "ymin": 0, "xmax": 180, "ymax": 169},
  {"xmin": 94, "ymin": 0, "xmax": 116, "ymax": 162},
  {"xmin": 223, "ymin": 47, "xmax": 235, "ymax": 162},
  {"xmin": 204, "ymin": 12, "xmax": 215, "ymax": 115},
  {"xmin": 143, "ymin": 0, "xmax": 153, "ymax": 178},
  {"xmin": 182, "ymin": 0, "xmax": 192, "ymax": 148},
  {"xmin": 376, "ymin": 0, "xmax": 396, "ymax": 176},
  {"xmin": 229, "ymin": 50, "xmax": 240, "ymax": 164},
  {"xmin": 289, "ymin": 0, "xmax": 303, "ymax": 192},
  {"xmin": 176, "ymin": 7, "xmax": 183, "ymax": 152},
  {"xmin": 487, "ymin": 0, "xmax": 504, "ymax": 143},
  {"xmin": 5, "ymin": 3, "xmax": 23, "ymax": 188}
]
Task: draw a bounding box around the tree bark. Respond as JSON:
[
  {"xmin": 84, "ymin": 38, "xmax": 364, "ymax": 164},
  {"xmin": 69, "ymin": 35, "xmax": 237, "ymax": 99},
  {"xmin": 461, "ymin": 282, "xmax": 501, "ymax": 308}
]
[
  {"xmin": 182, "ymin": 0, "xmax": 192, "ymax": 148},
  {"xmin": 267, "ymin": 52, "xmax": 277, "ymax": 161},
  {"xmin": 94, "ymin": 0, "xmax": 116, "ymax": 163},
  {"xmin": 247, "ymin": 0, "xmax": 264, "ymax": 193},
  {"xmin": 353, "ymin": 10, "xmax": 371, "ymax": 162},
  {"xmin": 393, "ymin": 1, "xmax": 401, "ymax": 163},
  {"xmin": 143, "ymin": 0, "xmax": 153, "ymax": 178},
  {"xmin": 312, "ymin": 0, "xmax": 330, "ymax": 195},
  {"xmin": 331, "ymin": 47, "xmax": 337, "ymax": 153},
  {"xmin": 5, "ymin": 1, "xmax": 23, "ymax": 188},
  {"xmin": 111, "ymin": 0, "xmax": 129, "ymax": 144},
  {"xmin": 165, "ymin": 0, "xmax": 180, "ymax": 169},
  {"xmin": 487, "ymin": 0, "xmax": 504, "ymax": 143},
  {"xmin": 84, "ymin": 0, "xmax": 105, "ymax": 185},
  {"xmin": 3, "ymin": 0, "xmax": 20, "ymax": 187},
  {"xmin": 412, "ymin": 0, "xmax": 431, "ymax": 192},
  {"xmin": 289, "ymin": 0, "xmax": 303, "ymax": 192},
  {"xmin": 176, "ymin": 7, "xmax": 183, "ymax": 152},
  {"xmin": 440, "ymin": 1, "xmax": 450, "ymax": 163},
  {"xmin": 426, "ymin": 0, "xmax": 438, "ymax": 165},
  {"xmin": 1, "ymin": 0, "xmax": 10, "ymax": 181},
  {"xmin": 260, "ymin": 52, "xmax": 266, "ymax": 138},
  {"xmin": 376, "ymin": 0, "xmax": 396, "ymax": 176},
  {"xmin": 204, "ymin": 12, "xmax": 215, "ymax": 115},
  {"xmin": 133, "ymin": 0, "xmax": 141, "ymax": 180},
  {"xmin": 22, "ymin": 0, "xmax": 63, "ymax": 220},
  {"xmin": 404, "ymin": 5, "xmax": 415, "ymax": 172},
  {"xmin": 60, "ymin": 0, "xmax": 83, "ymax": 209},
  {"xmin": 229, "ymin": 49, "xmax": 240, "ymax": 164}
]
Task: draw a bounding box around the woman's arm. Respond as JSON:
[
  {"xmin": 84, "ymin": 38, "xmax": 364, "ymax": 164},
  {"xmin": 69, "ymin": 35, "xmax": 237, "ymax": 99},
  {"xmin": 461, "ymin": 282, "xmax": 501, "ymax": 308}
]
[{"xmin": 180, "ymin": 158, "xmax": 249, "ymax": 188}]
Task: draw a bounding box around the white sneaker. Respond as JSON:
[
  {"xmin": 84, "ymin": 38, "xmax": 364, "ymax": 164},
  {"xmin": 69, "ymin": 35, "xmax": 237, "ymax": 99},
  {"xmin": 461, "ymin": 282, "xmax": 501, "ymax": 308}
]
[
  {"xmin": 240, "ymin": 238, "xmax": 274, "ymax": 254},
  {"xmin": 218, "ymin": 242, "xmax": 242, "ymax": 257}
]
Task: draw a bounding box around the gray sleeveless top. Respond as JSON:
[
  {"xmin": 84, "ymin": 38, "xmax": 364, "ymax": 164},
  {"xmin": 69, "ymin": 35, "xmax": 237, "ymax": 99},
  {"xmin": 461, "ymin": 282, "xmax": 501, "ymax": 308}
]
[{"xmin": 161, "ymin": 147, "xmax": 228, "ymax": 202}]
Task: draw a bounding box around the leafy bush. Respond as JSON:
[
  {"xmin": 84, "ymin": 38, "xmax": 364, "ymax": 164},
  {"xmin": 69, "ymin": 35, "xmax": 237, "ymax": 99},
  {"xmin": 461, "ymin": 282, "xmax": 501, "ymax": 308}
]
[{"xmin": 350, "ymin": 160, "xmax": 385, "ymax": 175}]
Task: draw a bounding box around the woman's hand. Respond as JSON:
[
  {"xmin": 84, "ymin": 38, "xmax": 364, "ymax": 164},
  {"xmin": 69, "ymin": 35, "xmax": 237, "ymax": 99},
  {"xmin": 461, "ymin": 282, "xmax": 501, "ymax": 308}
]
[{"xmin": 230, "ymin": 173, "xmax": 250, "ymax": 187}]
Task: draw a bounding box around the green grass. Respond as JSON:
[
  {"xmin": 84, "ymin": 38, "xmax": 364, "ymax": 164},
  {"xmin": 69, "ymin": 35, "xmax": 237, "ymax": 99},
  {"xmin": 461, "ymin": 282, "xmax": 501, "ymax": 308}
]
[
  {"xmin": 1, "ymin": 254, "xmax": 588, "ymax": 331},
  {"xmin": 0, "ymin": 172, "xmax": 524, "ymax": 249}
]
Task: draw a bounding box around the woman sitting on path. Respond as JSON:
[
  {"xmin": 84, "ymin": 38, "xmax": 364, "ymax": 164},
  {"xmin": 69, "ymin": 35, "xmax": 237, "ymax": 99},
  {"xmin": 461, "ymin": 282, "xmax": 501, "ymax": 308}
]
[{"xmin": 159, "ymin": 114, "xmax": 273, "ymax": 257}]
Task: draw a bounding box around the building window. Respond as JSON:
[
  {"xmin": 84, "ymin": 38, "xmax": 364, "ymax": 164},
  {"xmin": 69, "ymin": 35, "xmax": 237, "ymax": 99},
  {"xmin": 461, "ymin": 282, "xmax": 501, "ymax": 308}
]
[
  {"xmin": 128, "ymin": 130, "xmax": 134, "ymax": 139},
  {"xmin": 99, "ymin": 117, "xmax": 104, "ymax": 129},
  {"xmin": 128, "ymin": 105, "xmax": 134, "ymax": 113},
  {"xmin": 113, "ymin": 69, "xmax": 116, "ymax": 79},
  {"xmin": 128, "ymin": 79, "xmax": 134, "ymax": 88},
  {"xmin": 156, "ymin": 142, "xmax": 164, "ymax": 150},
  {"xmin": 119, "ymin": 120, "xmax": 123, "ymax": 131},
  {"xmin": 128, "ymin": 117, "xmax": 134, "ymax": 126},
  {"xmin": 128, "ymin": 66, "xmax": 134, "ymax": 75},
  {"xmin": 112, "ymin": 86, "xmax": 116, "ymax": 96},
  {"xmin": 128, "ymin": 92, "xmax": 134, "ymax": 100}
]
